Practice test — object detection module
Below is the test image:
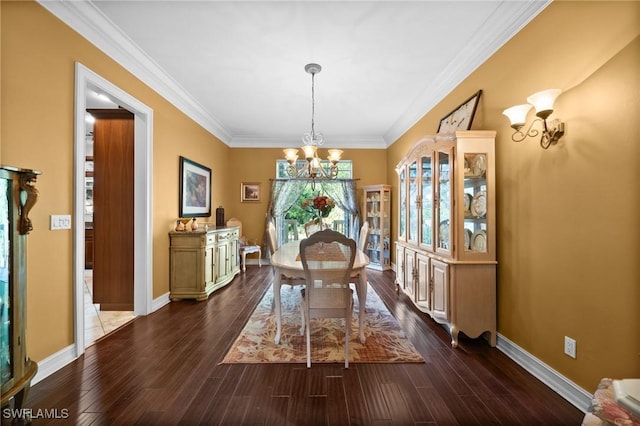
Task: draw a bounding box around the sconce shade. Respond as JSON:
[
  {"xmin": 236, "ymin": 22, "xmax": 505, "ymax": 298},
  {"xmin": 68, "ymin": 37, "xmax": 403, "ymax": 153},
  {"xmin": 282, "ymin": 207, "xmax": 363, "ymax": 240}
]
[
  {"xmin": 502, "ymin": 104, "xmax": 532, "ymax": 130},
  {"xmin": 526, "ymin": 89, "xmax": 561, "ymax": 120}
]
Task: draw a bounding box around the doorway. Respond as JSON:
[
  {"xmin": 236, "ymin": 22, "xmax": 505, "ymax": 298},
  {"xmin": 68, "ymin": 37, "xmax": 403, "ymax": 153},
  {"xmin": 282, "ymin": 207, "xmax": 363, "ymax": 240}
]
[
  {"xmin": 74, "ymin": 63, "xmax": 153, "ymax": 356},
  {"xmin": 84, "ymin": 107, "xmax": 136, "ymax": 345}
]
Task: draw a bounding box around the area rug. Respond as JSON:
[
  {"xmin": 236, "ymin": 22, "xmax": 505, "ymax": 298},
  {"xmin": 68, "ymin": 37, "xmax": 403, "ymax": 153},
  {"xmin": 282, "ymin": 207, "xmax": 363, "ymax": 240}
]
[{"xmin": 220, "ymin": 283, "xmax": 424, "ymax": 364}]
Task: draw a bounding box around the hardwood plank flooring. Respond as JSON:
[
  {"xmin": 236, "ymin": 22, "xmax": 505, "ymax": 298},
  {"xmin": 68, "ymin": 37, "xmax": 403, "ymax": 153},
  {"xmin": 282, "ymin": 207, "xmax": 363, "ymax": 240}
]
[{"xmin": 16, "ymin": 267, "xmax": 584, "ymax": 425}]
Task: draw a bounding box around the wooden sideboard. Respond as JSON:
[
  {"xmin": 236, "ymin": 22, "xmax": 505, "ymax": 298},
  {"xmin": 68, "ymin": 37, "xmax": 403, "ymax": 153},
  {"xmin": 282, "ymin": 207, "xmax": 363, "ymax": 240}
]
[{"xmin": 169, "ymin": 226, "xmax": 240, "ymax": 301}]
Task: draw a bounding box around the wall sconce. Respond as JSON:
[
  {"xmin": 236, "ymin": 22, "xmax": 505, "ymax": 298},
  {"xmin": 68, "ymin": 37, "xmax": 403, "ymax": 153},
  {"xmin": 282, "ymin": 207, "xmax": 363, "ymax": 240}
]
[{"xmin": 503, "ymin": 89, "xmax": 566, "ymax": 149}]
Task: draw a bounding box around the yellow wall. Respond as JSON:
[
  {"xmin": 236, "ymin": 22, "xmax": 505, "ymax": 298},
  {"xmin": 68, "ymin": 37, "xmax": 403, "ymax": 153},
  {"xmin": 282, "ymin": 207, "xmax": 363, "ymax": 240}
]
[
  {"xmin": 387, "ymin": 2, "xmax": 640, "ymax": 390},
  {"xmin": 1, "ymin": 1, "xmax": 232, "ymax": 360},
  {"xmin": 2, "ymin": 0, "xmax": 638, "ymax": 396},
  {"xmin": 226, "ymin": 148, "xmax": 387, "ymax": 246}
]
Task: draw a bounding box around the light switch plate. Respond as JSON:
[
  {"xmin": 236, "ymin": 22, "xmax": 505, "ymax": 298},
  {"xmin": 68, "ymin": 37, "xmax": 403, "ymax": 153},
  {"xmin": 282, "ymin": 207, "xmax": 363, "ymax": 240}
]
[{"xmin": 50, "ymin": 214, "xmax": 72, "ymax": 230}]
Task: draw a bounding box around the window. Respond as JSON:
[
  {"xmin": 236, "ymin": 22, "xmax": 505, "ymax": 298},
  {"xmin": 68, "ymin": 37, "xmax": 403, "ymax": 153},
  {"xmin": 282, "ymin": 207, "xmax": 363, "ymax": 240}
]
[{"xmin": 271, "ymin": 160, "xmax": 355, "ymax": 245}]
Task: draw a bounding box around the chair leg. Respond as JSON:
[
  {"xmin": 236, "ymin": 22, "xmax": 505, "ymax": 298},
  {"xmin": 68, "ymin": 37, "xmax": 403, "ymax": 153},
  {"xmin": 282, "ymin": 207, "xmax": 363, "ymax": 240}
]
[
  {"xmin": 345, "ymin": 299, "xmax": 352, "ymax": 369},
  {"xmin": 300, "ymin": 297, "xmax": 306, "ymax": 336},
  {"xmin": 306, "ymin": 316, "xmax": 311, "ymax": 368}
]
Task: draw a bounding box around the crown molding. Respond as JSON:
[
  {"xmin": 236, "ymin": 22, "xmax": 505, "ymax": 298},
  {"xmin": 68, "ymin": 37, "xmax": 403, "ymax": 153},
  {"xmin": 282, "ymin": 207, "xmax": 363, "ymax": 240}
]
[
  {"xmin": 38, "ymin": 0, "xmax": 232, "ymax": 144},
  {"xmin": 39, "ymin": 0, "xmax": 549, "ymax": 150},
  {"xmin": 229, "ymin": 135, "xmax": 387, "ymax": 150},
  {"xmin": 384, "ymin": 0, "xmax": 551, "ymax": 146}
]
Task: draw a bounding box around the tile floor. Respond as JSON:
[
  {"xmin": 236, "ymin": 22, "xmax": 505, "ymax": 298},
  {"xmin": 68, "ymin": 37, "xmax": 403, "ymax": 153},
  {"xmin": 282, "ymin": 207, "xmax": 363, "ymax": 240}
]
[{"xmin": 84, "ymin": 270, "xmax": 136, "ymax": 346}]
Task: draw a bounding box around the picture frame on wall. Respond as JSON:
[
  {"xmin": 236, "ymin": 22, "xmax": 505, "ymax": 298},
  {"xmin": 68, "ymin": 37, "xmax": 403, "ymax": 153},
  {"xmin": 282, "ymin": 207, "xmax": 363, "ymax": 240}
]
[
  {"xmin": 179, "ymin": 156, "xmax": 212, "ymax": 217},
  {"xmin": 241, "ymin": 182, "xmax": 261, "ymax": 202},
  {"xmin": 437, "ymin": 89, "xmax": 483, "ymax": 133}
]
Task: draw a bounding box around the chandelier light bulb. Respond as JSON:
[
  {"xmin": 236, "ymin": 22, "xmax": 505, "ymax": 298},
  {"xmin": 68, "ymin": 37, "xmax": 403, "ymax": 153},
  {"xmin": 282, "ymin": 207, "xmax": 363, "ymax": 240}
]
[
  {"xmin": 301, "ymin": 144, "xmax": 317, "ymax": 160},
  {"xmin": 283, "ymin": 148, "xmax": 299, "ymax": 163},
  {"xmin": 327, "ymin": 149, "xmax": 343, "ymax": 163}
]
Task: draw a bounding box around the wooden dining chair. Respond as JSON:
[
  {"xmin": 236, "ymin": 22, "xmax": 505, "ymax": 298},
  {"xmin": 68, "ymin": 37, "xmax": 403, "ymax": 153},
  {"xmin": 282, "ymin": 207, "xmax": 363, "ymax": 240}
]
[
  {"xmin": 299, "ymin": 228, "xmax": 356, "ymax": 368},
  {"xmin": 267, "ymin": 221, "xmax": 305, "ymax": 311},
  {"xmin": 357, "ymin": 221, "xmax": 370, "ymax": 251},
  {"xmin": 351, "ymin": 221, "xmax": 370, "ymax": 313},
  {"xmin": 304, "ymin": 218, "xmax": 323, "ymax": 237}
]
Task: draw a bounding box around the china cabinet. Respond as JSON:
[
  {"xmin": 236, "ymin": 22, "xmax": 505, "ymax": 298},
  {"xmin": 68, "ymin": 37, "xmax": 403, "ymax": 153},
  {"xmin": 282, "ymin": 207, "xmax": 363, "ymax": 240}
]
[
  {"xmin": 169, "ymin": 226, "xmax": 240, "ymax": 301},
  {"xmin": 395, "ymin": 130, "xmax": 496, "ymax": 347},
  {"xmin": 361, "ymin": 184, "xmax": 391, "ymax": 271},
  {"xmin": 1, "ymin": 166, "xmax": 40, "ymax": 417}
]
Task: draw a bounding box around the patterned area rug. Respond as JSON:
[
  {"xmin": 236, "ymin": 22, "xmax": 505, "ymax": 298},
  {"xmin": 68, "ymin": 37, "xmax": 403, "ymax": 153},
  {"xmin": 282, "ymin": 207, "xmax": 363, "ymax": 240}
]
[{"xmin": 220, "ymin": 283, "xmax": 424, "ymax": 364}]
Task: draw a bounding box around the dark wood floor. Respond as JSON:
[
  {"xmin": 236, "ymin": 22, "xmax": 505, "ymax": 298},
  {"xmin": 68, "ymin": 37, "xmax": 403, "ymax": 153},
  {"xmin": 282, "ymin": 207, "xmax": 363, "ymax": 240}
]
[{"xmin": 20, "ymin": 267, "xmax": 583, "ymax": 425}]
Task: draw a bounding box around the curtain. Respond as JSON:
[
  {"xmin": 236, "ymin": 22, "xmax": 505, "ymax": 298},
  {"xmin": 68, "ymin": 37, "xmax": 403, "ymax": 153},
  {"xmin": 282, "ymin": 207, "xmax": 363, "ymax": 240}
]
[
  {"xmin": 263, "ymin": 178, "xmax": 361, "ymax": 255},
  {"xmin": 319, "ymin": 180, "xmax": 361, "ymax": 240},
  {"xmin": 263, "ymin": 179, "xmax": 306, "ymax": 254}
]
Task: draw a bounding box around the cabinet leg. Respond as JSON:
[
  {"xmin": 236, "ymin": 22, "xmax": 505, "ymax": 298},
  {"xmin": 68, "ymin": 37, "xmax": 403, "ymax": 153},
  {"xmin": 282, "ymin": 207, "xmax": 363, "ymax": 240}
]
[{"xmin": 450, "ymin": 325, "xmax": 459, "ymax": 348}]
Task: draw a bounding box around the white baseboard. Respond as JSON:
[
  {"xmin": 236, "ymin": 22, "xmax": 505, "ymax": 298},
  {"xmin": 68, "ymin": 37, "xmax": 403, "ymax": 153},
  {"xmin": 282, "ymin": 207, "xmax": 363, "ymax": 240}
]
[
  {"xmin": 391, "ymin": 263, "xmax": 591, "ymax": 412},
  {"xmin": 33, "ymin": 292, "xmax": 171, "ymax": 386},
  {"xmin": 496, "ymin": 333, "xmax": 592, "ymax": 413},
  {"xmin": 31, "ymin": 344, "xmax": 76, "ymax": 386},
  {"xmin": 152, "ymin": 292, "xmax": 171, "ymax": 311}
]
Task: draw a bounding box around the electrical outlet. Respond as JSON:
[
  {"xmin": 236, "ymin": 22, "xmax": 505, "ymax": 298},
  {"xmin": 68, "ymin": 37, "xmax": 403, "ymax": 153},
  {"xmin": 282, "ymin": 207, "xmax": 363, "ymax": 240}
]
[{"xmin": 564, "ymin": 336, "xmax": 576, "ymax": 359}]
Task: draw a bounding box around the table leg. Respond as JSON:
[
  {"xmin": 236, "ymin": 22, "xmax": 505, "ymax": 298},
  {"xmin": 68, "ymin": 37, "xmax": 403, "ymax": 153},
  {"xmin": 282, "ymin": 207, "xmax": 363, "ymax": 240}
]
[
  {"xmin": 274, "ymin": 271, "xmax": 282, "ymax": 344},
  {"xmin": 357, "ymin": 269, "xmax": 368, "ymax": 344}
]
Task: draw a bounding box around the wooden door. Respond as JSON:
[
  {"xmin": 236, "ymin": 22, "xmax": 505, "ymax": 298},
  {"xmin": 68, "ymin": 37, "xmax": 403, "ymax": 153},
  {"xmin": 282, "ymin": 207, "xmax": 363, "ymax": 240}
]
[{"xmin": 89, "ymin": 109, "xmax": 134, "ymax": 311}]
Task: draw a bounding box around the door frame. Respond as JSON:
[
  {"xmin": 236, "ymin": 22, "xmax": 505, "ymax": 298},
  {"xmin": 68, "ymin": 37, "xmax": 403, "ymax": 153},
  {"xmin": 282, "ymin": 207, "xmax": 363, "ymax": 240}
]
[{"xmin": 73, "ymin": 63, "xmax": 153, "ymax": 356}]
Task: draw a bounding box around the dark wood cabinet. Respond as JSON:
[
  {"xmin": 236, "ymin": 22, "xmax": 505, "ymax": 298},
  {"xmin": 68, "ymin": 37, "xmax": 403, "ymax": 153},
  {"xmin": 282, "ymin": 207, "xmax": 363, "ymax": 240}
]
[{"xmin": 0, "ymin": 166, "xmax": 40, "ymax": 419}]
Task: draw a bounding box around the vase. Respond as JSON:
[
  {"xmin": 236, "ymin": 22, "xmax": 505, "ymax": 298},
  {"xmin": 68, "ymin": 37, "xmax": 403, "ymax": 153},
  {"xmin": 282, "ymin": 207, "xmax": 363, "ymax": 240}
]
[{"xmin": 191, "ymin": 217, "xmax": 198, "ymax": 231}]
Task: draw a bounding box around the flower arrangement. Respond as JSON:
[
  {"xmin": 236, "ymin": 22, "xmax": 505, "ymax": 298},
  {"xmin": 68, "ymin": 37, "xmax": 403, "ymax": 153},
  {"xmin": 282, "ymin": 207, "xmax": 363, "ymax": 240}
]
[{"xmin": 302, "ymin": 195, "xmax": 335, "ymax": 218}]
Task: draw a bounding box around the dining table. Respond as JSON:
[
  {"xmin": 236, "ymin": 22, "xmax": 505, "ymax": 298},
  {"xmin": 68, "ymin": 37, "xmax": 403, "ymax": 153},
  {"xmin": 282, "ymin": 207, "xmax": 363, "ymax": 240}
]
[{"xmin": 270, "ymin": 240, "xmax": 370, "ymax": 345}]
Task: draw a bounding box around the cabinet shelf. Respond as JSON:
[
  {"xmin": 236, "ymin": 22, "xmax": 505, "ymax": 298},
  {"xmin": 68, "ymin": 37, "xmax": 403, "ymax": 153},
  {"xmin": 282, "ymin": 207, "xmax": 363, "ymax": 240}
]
[{"xmin": 362, "ymin": 184, "xmax": 391, "ymax": 271}]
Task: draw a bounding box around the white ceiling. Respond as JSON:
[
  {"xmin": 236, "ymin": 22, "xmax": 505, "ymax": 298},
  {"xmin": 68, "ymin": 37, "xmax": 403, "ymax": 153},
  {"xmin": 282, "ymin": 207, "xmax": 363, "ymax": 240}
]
[{"xmin": 41, "ymin": 1, "xmax": 549, "ymax": 149}]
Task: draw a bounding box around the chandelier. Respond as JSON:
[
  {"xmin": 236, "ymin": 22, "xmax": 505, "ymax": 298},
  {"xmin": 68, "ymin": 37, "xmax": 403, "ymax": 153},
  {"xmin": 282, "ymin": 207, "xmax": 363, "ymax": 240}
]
[{"xmin": 283, "ymin": 63, "xmax": 343, "ymax": 183}]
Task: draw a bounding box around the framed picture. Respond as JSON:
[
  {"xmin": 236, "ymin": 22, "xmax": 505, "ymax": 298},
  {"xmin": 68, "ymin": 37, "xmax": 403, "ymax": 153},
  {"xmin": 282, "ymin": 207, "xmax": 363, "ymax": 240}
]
[
  {"xmin": 241, "ymin": 182, "xmax": 261, "ymax": 202},
  {"xmin": 437, "ymin": 90, "xmax": 482, "ymax": 133},
  {"xmin": 179, "ymin": 156, "xmax": 211, "ymax": 217}
]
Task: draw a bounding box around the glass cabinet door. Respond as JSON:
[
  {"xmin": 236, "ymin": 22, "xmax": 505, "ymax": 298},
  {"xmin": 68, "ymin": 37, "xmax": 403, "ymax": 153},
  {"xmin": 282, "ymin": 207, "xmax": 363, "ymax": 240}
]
[
  {"xmin": 0, "ymin": 176, "xmax": 12, "ymax": 387},
  {"xmin": 420, "ymin": 154, "xmax": 433, "ymax": 251},
  {"xmin": 398, "ymin": 168, "xmax": 406, "ymax": 241},
  {"xmin": 408, "ymin": 160, "xmax": 418, "ymax": 244},
  {"xmin": 381, "ymin": 188, "xmax": 391, "ymax": 269},
  {"xmin": 462, "ymin": 152, "xmax": 488, "ymax": 255},
  {"xmin": 436, "ymin": 149, "xmax": 453, "ymax": 255}
]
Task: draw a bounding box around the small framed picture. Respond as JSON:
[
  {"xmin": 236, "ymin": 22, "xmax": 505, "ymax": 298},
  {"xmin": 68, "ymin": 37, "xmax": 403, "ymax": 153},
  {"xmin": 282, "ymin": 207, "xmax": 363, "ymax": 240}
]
[
  {"xmin": 179, "ymin": 156, "xmax": 212, "ymax": 217},
  {"xmin": 241, "ymin": 182, "xmax": 261, "ymax": 202},
  {"xmin": 437, "ymin": 90, "xmax": 482, "ymax": 133}
]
